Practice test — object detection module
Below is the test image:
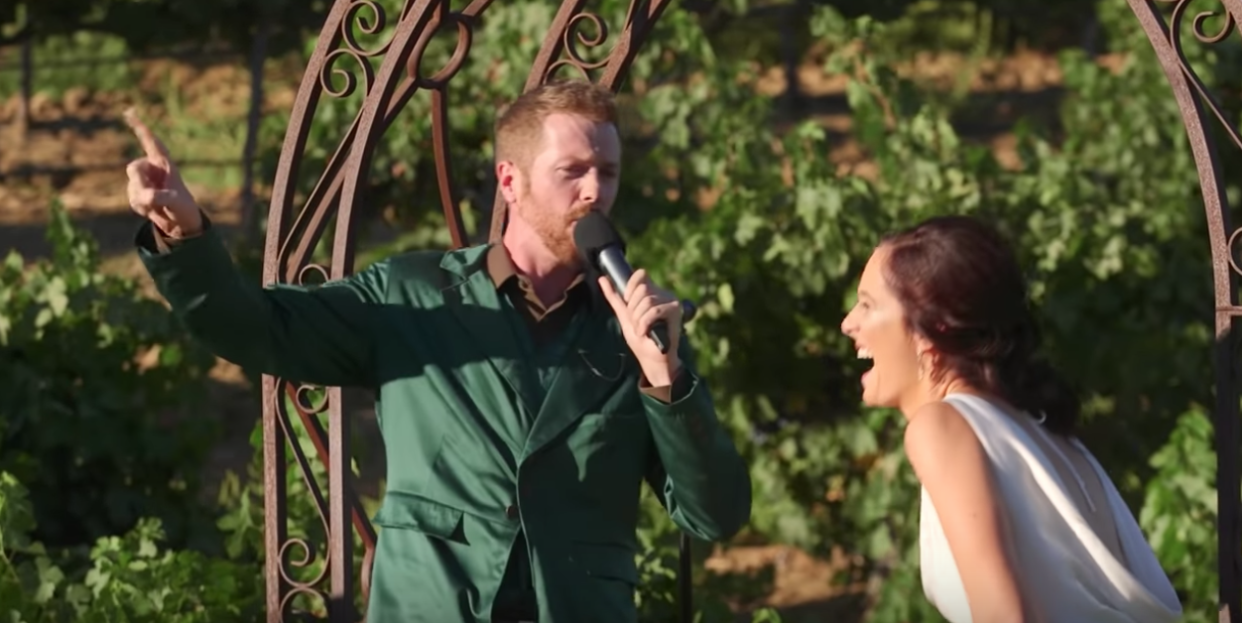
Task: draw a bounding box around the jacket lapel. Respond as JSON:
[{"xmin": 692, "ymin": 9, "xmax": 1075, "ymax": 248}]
[
  {"xmin": 437, "ymin": 246, "xmax": 637, "ymax": 460},
  {"xmin": 520, "ymin": 297, "xmax": 635, "ymax": 462},
  {"xmin": 437, "ymin": 247, "xmax": 543, "ymax": 416}
]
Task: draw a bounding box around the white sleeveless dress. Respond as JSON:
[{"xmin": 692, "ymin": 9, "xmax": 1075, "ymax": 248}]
[{"xmin": 919, "ymin": 393, "xmax": 1183, "ymax": 623}]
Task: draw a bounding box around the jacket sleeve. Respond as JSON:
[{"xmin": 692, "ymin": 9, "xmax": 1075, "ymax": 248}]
[
  {"xmin": 640, "ymin": 340, "xmax": 752, "ymax": 542},
  {"xmin": 136, "ymin": 219, "xmax": 387, "ymax": 388}
]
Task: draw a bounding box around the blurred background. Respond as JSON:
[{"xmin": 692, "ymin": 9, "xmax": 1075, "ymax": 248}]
[{"xmin": 0, "ymin": 0, "xmax": 1235, "ymax": 621}]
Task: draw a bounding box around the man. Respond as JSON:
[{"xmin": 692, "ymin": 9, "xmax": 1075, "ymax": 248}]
[{"xmin": 124, "ymin": 79, "xmax": 752, "ymax": 623}]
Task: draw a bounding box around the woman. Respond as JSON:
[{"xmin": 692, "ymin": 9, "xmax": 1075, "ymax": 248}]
[{"xmin": 840, "ymin": 215, "xmax": 1183, "ymax": 623}]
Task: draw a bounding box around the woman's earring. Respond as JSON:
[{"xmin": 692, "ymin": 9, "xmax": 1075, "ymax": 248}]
[{"xmin": 917, "ymin": 353, "xmax": 926, "ymax": 381}]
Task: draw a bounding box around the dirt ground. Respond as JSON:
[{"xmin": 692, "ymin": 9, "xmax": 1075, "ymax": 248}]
[{"xmin": 0, "ymin": 48, "xmax": 1089, "ymax": 620}]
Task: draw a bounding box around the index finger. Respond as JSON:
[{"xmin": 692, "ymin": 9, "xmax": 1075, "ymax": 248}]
[
  {"xmin": 625, "ymin": 269, "xmax": 649, "ymax": 301},
  {"xmin": 598, "ymin": 276, "xmax": 622, "ymax": 307},
  {"xmin": 597, "ymin": 277, "xmax": 633, "ymax": 327},
  {"xmin": 123, "ymin": 107, "xmax": 171, "ymax": 165}
]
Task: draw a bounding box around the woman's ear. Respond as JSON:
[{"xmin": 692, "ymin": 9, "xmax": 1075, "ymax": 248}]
[
  {"xmin": 913, "ymin": 335, "xmax": 940, "ymax": 383},
  {"xmin": 912, "ymin": 333, "xmax": 935, "ymax": 360}
]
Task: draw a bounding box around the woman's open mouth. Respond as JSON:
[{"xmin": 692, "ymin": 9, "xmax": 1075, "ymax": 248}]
[{"xmin": 858, "ymin": 347, "xmax": 873, "ymax": 386}]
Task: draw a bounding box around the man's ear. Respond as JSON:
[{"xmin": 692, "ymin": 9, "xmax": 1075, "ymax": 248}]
[{"xmin": 496, "ymin": 160, "xmax": 521, "ymax": 205}]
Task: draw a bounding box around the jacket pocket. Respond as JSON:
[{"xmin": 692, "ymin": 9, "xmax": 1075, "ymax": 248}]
[
  {"xmin": 372, "ymin": 491, "xmax": 467, "ymax": 544},
  {"xmin": 571, "ymin": 542, "xmax": 639, "ymax": 585}
]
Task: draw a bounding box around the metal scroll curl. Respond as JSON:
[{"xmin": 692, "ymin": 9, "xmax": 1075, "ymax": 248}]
[
  {"xmin": 274, "ymin": 381, "xmax": 334, "ymax": 618},
  {"xmin": 546, "ymin": 12, "xmax": 612, "ymax": 82},
  {"xmin": 1157, "ymin": 0, "xmax": 1242, "ymax": 150},
  {"xmin": 321, "ymin": 0, "xmax": 387, "ymax": 98},
  {"xmin": 270, "ymin": 0, "xmax": 435, "ymax": 286}
]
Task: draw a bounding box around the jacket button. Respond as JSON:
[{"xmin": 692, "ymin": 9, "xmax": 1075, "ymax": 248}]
[{"xmin": 505, "ymin": 504, "xmax": 519, "ymax": 520}]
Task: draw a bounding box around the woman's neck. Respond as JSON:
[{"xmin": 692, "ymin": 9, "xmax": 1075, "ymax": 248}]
[{"xmin": 900, "ymin": 378, "xmax": 979, "ymax": 420}]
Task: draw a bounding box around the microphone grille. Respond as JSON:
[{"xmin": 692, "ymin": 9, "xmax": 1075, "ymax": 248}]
[{"xmin": 572, "ymin": 211, "xmax": 624, "ymax": 260}]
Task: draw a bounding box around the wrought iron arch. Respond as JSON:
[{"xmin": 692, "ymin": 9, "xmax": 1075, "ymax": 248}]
[
  {"xmin": 1125, "ymin": 0, "xmax": 1242, "ymax": 621},
  {"xmin": 258, "ymin": 1, "xmax": 687, "ymax": 621}
]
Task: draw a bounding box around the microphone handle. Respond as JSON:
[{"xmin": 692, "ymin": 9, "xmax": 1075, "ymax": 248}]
[
  {"xmin": 598, "ymin": 246, "xmax": 633, "ymax": 299},
  {"xmin": 595, "ymin": 253, "xmax": 699, "ymax": 322},
  {"xmin": 598, "ymin": 247, "xmax": 672, "ymax": 354},
  {"xmin": 648, "ymin": 321, "xmax": 671, "ymax": 354}
]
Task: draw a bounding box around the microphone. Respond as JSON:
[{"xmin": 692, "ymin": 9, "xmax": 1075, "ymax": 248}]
[{"xmin": 574, "ymin": 211, "xmax": 679, "ymax": 354}]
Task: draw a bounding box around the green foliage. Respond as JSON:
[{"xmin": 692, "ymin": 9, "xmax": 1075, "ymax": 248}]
[
  {"xmin": 1140, "ymin": 408, "xmax": 1220, "ymax": 623},
  {"xmin": 0, "ymin": 32, "xmax": 136, "ymax": 99},
  {"xmin": 0, "ymin": 471, "xmax": 264, "ymax": 622},
  {"xmin": 0, "ymin": 202, "xmax": 221, "ymax": 551},
  {"xmin": 0, "ymin": 207, "xmax": 263, "ymax": 620}
]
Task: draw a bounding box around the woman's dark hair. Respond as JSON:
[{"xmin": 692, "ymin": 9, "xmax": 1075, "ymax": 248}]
[{"xmin": 880, "ymin": 215, "xmax": 1079, "ymax": 436}]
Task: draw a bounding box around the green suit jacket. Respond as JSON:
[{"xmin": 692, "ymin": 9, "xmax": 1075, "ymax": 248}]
[{"xmin": 136, "ymin": 222, "xmax": 752, "ymax": 623}]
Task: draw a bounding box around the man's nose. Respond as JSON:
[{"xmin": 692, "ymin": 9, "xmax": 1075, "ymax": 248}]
[{"xmin": 580, "ymin": 171, "xmax": 599, "ymax": 203}]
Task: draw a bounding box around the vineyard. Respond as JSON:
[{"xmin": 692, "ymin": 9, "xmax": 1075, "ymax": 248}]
[{"xmin": 0, "ymin": 0, "xmax": 1236, "ymax": 621}]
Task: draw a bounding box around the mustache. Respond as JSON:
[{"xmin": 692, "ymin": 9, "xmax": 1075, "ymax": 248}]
[{"xmin": 568, "ymin": 205, "xmax": 596, "ymax": 221}]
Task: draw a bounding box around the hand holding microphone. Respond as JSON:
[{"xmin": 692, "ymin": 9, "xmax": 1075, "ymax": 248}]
[{"xmin": 574, "ymin": 211, "xmax": 691, "ymax": 386}]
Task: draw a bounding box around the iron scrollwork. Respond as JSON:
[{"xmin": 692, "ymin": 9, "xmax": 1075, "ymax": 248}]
[
  {"xmin": 407, "ymin": 4, "xmax": 477, "ymax": 89},
  {"xmin": 268, "ymin": 260, "xmax": 347, "ymax": 619},
  {"xmin": 272, "ymin": 411, "xmax": 332, "ymax": 618},
  {"xmin": 546, "ymin": 12, "xmax": 612, "ymax": 82},
  {"xmin": 1157, "ymin": 0, "xmax": 1242, "ymax": 151},
  {"xmin": 320, "ymin": 0, "xmax": 386, "ymax": 98}
]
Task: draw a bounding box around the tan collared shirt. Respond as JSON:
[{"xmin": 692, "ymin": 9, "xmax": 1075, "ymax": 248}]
[
  {"xmin": 485, "ymin": 243, "xmax": 590, "ymax": 350},
  {"xmin": 485, "ymin": 243, "xmax": 676, "ymax": 402}
]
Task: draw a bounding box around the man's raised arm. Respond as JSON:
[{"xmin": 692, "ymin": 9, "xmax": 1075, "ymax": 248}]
[{"xmin": 126, "ymin": 110, "xmax": 385, "ymax": 388}]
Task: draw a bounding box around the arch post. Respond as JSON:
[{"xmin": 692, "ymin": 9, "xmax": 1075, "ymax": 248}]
[{"xmin": 1124, "ymin": 1, "xmax": 1242, "ymax": 620}]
